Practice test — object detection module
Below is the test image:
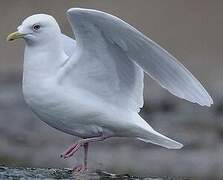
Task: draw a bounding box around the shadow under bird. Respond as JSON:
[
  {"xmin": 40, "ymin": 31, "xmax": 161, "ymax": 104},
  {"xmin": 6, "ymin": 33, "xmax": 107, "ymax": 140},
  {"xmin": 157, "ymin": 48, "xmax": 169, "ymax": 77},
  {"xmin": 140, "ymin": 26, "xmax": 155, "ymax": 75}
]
[{"xmin": 7, "ymin": 8, "xmax": 213, "ymax": 172}]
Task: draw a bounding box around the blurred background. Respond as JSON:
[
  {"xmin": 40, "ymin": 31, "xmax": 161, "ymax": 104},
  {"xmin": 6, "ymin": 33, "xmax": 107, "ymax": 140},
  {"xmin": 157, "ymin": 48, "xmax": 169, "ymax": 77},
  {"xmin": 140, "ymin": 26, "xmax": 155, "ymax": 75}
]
[{"xmin": 0, "ymin": 0, "xmax": 223, "ymax": 179}]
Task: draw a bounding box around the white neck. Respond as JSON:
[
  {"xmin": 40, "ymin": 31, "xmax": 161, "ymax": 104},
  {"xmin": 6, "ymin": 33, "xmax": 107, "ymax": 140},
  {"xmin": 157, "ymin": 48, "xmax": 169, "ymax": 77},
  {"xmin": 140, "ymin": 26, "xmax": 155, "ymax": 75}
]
[
  {"xmin": 24, "ymin": 37, "xmax": 67, "ymax": 76},
  {"xmin": 22, "ymin": 36, "xmax": 68, "ymax": 92}
]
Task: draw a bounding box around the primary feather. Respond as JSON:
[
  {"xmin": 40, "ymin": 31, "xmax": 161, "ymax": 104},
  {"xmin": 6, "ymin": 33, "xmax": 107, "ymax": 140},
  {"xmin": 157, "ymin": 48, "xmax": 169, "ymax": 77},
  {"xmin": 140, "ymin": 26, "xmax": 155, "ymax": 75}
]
[{"xmin": 66, "ymin": 8, "xmax": 213, "ymax": 107}]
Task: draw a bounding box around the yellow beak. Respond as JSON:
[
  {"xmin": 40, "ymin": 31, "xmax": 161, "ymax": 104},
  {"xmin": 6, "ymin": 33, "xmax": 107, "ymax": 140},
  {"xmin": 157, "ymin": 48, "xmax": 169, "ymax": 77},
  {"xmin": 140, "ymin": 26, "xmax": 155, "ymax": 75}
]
[{"xmin": 7, "ymin": 31, "xmax": 25, "ymax": 42}]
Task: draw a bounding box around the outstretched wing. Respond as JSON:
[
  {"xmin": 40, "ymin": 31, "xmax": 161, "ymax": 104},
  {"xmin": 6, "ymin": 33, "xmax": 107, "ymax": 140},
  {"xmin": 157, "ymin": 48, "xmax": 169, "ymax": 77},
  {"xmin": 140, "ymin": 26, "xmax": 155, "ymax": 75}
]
[
  {"xmin": 61, "ymin": 11, "xmax": 144, "ymax": 112},
  {"xmin": 63, "ymin": 8, "xmax": 212, "ymax": 110}
]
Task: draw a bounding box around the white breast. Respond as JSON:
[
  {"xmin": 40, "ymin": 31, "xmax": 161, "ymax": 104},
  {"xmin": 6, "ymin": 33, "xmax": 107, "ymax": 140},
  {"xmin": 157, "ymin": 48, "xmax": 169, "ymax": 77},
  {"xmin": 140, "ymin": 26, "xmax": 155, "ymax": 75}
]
[{"xmin": 23, "ymin": 76, "xmax": 111, "ymax": 138}]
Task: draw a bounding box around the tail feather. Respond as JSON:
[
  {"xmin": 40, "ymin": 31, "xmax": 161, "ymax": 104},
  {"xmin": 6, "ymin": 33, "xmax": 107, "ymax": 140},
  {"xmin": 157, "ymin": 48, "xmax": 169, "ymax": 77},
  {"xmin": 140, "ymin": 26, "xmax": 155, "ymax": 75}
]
[
  {"xmin": 136, "ymin": 121, "xmax": 183, "ymax": 149},
  {"xmin": 132, "ymin": 114, "xmax": 183, "ymax": 149}
]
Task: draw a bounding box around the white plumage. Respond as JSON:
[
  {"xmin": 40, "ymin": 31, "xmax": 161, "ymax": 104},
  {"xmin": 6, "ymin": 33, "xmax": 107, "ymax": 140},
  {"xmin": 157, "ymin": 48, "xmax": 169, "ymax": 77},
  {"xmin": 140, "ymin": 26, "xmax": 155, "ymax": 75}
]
[{"xmin": 7, "ymin": 8, "xmax": 213, "ymax": 171}]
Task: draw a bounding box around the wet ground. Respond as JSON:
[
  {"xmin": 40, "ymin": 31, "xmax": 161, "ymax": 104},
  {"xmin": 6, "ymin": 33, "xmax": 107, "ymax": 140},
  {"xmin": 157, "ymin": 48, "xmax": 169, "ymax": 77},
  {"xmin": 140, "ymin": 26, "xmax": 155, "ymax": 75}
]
[{"xmin": 0, "ymin": 165, "xmax": 193, "ymax": 180}]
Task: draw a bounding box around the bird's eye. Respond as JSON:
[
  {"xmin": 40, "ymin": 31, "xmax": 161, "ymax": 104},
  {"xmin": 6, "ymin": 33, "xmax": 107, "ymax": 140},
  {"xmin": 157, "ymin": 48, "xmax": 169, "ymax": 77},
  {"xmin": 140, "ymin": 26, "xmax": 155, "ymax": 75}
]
[{"xmin": 32, "ymin": 24, "xmax": 41, "ymax": 31}]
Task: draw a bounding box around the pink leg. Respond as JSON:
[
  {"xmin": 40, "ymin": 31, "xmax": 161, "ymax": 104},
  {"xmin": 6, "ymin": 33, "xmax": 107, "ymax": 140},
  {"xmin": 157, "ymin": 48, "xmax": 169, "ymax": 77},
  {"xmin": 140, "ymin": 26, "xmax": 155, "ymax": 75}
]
[
  {"xmin": 84, "ymin": 143, "xmax": 88, "ymax": 168},
  {"xmin": 61, "ymin": 136, "xmax": 108, "ymax": 173},
  {"xmin": 73, "ymin": 143, "xmax": 88, "ymax": 173},
  {"xmin": 60, "ymin": 143, "xmax": 81, "ymax": 159}
]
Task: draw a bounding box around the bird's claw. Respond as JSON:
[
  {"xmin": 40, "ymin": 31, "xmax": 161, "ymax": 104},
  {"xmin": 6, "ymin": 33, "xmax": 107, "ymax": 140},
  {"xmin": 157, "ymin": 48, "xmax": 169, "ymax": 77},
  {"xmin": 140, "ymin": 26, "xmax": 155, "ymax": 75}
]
[{"xmin": 73, "ymin": 164, "xmax": 87, "ymax": 173}]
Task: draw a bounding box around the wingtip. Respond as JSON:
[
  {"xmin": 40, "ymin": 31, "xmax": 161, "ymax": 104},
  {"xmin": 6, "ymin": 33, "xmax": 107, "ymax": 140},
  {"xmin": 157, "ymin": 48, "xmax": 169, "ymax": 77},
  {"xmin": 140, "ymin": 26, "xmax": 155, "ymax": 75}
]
[
  {"xmin": 209, "ymin": 97, "xmax": 214, "ymax": 106},
  {"xmin": 200, "ymin": 95, "xmax": 214, "ymax": 107},
  {"xmin": 200, "ymin": 86, "xmax": 214, "ymax": 107},
  {"xmin": 205, "ymin": 101, "xmax": 213, "ymax": 107}
]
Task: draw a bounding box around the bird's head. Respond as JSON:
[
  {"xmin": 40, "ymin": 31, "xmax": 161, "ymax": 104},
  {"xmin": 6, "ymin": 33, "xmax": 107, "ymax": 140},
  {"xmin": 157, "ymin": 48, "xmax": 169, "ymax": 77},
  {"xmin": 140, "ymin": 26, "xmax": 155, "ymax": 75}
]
[{"xmin": 7, "ymin": 14, "xmax": 61, "ymax": 45}]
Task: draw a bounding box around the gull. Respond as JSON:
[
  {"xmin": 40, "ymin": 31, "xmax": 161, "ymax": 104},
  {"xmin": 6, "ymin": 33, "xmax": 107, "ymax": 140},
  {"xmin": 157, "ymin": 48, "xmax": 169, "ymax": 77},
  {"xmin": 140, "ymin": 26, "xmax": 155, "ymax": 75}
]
[{"xmin": 7, "ymin": 8, "xmax": 213, "ymax": 172}]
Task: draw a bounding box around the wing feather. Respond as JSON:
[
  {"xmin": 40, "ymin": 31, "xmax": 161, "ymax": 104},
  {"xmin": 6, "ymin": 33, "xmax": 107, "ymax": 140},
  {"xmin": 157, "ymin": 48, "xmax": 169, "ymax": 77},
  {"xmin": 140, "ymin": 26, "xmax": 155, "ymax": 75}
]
[{"xmin": 66, "ymin": 8, "xmax": 213, "ymax": 107}]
